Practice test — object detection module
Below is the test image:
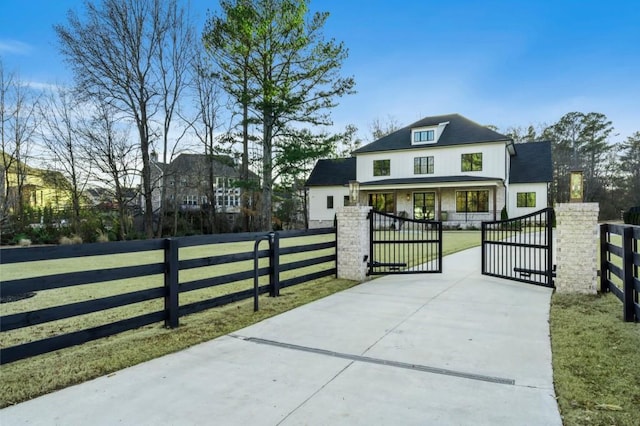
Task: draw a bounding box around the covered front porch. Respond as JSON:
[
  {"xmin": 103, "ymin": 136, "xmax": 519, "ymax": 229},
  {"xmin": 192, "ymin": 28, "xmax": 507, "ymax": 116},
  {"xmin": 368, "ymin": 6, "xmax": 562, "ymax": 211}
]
[{"xmin": 354, "ymin": 177, "xmax": 505, "ymax": 228}]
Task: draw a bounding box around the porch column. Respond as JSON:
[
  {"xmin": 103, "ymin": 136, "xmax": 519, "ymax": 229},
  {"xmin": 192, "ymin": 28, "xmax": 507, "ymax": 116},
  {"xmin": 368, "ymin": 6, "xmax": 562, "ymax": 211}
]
[
  {"xmin": 493, "ymin": 186, "xmax": 497, "ymax": 221},
  {"xmin": 336, "ymin": 206, "xmax": 371, "ymax": 282}
]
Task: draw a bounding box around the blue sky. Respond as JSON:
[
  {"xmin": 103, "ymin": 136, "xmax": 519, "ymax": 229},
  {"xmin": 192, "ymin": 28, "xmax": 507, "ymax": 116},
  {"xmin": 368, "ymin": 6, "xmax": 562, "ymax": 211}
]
[{"xmin": 1, "ymin": 0, "xmax": 638, "ymax": 142}]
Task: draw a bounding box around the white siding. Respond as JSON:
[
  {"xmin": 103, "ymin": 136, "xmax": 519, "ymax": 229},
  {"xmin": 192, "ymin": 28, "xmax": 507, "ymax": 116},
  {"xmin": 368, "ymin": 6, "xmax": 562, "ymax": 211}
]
[
  {"xmin": 308, "ymin": 185, "xmax": 349, "ymax": 225},
  {"xmin": 507, "ymin": 183, "xmax": 549, "ymax": 218},
  {"xmin": 356, "ymin": 141, "xmax": 507, "ymax": 182}
]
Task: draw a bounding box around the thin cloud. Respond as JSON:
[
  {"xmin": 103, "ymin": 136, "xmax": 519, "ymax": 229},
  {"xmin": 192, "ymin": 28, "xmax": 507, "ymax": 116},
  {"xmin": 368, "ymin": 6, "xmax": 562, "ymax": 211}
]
[{"xmin": 0, "ymin": 39, "xmax": 33, "ymax": 55}]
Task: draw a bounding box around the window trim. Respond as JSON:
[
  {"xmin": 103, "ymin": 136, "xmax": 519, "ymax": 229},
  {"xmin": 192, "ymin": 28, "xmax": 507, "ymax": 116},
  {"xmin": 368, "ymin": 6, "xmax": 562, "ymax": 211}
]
[
  {"xmin": 461, "ymin": 153, "xmax": 483, "ymax": 172},
  {"xmin": 516, "ymin": 192, "xmax": 536, "ymax": 208},
  {"xmin": 414, "ymin": 156, "xmax": 434, "ymax": 175},
  {"xmin": 455, "ymin": 190, "xmax": 489, "ymax": 213},
  {"xmin": 411, "ymin": 127, "xmax": 437, "ymax": 145},
  {"xmin": 373, "ymin": 159, "xmax": 390, "ymax": 176}
]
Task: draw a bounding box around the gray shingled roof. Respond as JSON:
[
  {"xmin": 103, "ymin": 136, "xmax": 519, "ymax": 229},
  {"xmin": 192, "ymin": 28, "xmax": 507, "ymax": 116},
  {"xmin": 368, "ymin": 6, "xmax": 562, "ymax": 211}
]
[
  {"xmin": 509, "ymin": 142, "xmax": 553, "ymax": 184},
  {"xmin": 305, "ymin": 157, "xmax": 356, "ymax": 186},
  {"xmin": 352, "ymin": 113, "xmax": 510, "ymax": 154}
]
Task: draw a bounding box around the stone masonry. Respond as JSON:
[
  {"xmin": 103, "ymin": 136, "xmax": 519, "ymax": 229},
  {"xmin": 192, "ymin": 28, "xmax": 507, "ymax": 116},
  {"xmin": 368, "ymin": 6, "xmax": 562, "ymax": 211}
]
[
  {"xmin": 336, "ymin": 206, "xmax": 371, "ymax": 282},
  {"xmin": 555, "ymin": 203, "xmax": 599, "ymax": 294}
]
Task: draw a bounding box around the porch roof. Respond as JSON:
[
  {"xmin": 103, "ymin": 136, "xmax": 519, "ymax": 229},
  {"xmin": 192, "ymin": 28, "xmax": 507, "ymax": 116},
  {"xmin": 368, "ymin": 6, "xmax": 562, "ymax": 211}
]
[{"xmin": 359, "ymin": 175, "xmax": 503, "ymax": 189}]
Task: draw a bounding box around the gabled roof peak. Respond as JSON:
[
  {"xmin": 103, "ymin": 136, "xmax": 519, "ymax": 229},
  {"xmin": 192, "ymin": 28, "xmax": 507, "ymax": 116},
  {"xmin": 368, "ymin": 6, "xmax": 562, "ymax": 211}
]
[{"xmin": 353, "ymin": 113, "xmax": 510, "ymax": 154}]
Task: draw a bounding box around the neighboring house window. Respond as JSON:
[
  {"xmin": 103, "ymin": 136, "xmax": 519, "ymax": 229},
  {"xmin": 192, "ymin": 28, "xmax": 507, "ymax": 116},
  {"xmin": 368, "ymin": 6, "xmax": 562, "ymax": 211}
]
[
  {"xmin": 517, "ymin": 192, "xmax": 536, "ymax": 208},
  {"xmin": 414, "ymin": 192, "xmax": 435, "ymax": 220},
  {"xmin": 373, "ymin": 159, "xmax": 390, "ymax": 176},
  {"xmin": 414, "ymin": 156, "xmax": 434, "ymax": 174},
  {"xmin": 343, "ymin": 195, "xmax": 350, "ymax": 206},
  {"xmin": 183, "ymin": 195, "xmax": 198, "ymax": 205},
  {"xmin": 456, "ymin": 190, "xmax": 489, "ymax": 212},
  {"xmin": 327, "ymin": 196, "xmax": 334, "ymax": 209},
  {"xmin": 369, "ymin": 193, "xmax": 394, "ymax": 213},
  {"xmin": 413, "ymin": 130, "xmax": 434, "ymax": 143},
  {"xmin": 461, "ymin": 153, "xmax": 482, "ymax": 172}
]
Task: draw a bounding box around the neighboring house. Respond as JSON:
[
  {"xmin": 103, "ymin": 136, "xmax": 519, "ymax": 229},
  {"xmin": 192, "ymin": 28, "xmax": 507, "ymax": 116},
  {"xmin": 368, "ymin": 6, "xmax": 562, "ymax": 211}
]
[
  {"xmin": 1, "ymin": 152, "xmax": 72, "ymax": 215},
  {"xmin": 305, "ymin": 114, "xmax": 552, "ymax": 228},
  {"xmin": 150, "ymin": 152, "xmax": 258, "ymax": 218}
]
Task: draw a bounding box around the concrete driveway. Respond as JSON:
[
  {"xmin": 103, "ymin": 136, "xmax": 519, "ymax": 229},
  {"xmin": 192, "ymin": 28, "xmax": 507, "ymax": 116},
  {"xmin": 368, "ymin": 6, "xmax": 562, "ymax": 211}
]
[{"xmin": 1, "ymin": 246, "xmax": 562, "ymax": 425}]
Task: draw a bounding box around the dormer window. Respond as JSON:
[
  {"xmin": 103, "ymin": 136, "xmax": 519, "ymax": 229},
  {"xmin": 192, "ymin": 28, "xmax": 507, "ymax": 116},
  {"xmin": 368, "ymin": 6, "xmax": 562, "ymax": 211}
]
[{"xmin": 413, "ymin": 130, "xmax": 434, "ymax": 143}]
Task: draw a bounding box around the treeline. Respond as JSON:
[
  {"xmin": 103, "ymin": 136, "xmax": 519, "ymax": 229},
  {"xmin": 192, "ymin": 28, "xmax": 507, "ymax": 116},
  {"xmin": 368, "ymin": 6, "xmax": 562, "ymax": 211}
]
[
  {"xmin": 504, "ymin": 112, "xmax": 640, "ymax": 220},
  {"xmin": 1, "ymin": 0, "xmax": 354, "ymax": 242}
]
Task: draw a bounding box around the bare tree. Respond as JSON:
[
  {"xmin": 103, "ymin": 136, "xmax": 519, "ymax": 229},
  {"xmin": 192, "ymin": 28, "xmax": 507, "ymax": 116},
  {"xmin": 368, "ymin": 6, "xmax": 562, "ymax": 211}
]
[
  {"xmin": 55, "ymin": 0, "xmax": 193, "ymax": 238},
  {"xmin": 370, "ymin": 115, "xmax": 400, "ymax": 141},
  {"xmin": 190, "ymin": 54, "xmax": 225, "ymax": 234},
  {"xmin": 154, "ymin": 1, "xmax": 195, "ymax": 237},
  {"xmin": 0, "ymin": 61, "xmax": 40, "ymax": 226},
  {"xmin": 38, "ymin": 87, "xmax": 89, "ymax": 232},
  {"xmin": 81, "ymin": 101, "xmax": 140, "ymax": 240}
]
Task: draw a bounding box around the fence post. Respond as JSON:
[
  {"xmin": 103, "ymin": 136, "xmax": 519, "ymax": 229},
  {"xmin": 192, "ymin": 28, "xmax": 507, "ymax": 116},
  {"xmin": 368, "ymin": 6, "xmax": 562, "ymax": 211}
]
[
  {"xmin": 269, "ymin": 232, "xmax": 280, "ymax": 297},
  {"xmin": 164, "ymin": 238, "xmax": 179, "ymax": 328},
  {"xmin": 599, "ymin": 224, "xmax": 609, "ymax": 293},
  {"xmin": 622, "ymin": 227, "xmax": 634, "ymax": 322}
]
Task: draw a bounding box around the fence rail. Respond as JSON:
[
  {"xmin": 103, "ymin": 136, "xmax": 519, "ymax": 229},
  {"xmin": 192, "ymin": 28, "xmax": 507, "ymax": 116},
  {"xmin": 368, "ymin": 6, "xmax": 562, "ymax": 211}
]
[
  {"xmin": 0, "ymin": 228, "xmax": 336, "ymax": 364},
  {"xmin": 600, "ymin": 223, "xmax": 640, "ymax": 322}
]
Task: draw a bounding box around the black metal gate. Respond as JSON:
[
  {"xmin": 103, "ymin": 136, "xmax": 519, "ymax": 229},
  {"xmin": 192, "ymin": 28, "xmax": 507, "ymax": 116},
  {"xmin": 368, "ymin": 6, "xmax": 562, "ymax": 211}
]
[
  {"xmin": 481, "ymin": 207, "xmax": 555, "ymax": 287},
  {"xmin": 368, "ymin": 210, "xmax": 442, "ymax": 275}
]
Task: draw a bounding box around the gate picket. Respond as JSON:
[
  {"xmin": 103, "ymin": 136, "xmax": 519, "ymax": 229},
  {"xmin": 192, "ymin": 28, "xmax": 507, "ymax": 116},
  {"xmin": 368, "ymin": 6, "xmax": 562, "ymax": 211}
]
[
  {"xmin": 368, "ymin": 210, "xmax": 442, "ymax": 275},
  {"xmin": 481, "ymin": 208, "xmax": 555, "ymax": 287}
]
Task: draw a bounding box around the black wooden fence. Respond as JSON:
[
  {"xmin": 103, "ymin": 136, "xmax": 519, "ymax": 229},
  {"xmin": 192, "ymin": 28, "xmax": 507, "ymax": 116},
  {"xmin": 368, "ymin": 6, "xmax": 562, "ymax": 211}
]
[
  {"xmin": 0, "ymin": 228, "xmax": 336, "ymax": 364},
  {"xmin": 600, "ymin": 223, "xmax": 640, "ymax": 322}
]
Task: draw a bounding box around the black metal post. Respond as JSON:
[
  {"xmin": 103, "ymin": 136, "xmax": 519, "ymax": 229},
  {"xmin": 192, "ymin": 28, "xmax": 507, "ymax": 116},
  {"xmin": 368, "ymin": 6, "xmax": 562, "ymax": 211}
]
[
  {"xmin": 269, "ymin": 232, "xmax": 280, "ymax": 297},
  {"xmin": 164, "ymin": 238, "xmax": 179, "ymax": 328},
  {"xmin": 481, "ymin": 222, "xmax": 486, "ymax": 275},
  {"xmin": 253, "ymin": 234, "xmax": 271, "ymax": 312},
  {"xmin": 546, "ymin": 209, "xmax": 554, "ymax": 287}
]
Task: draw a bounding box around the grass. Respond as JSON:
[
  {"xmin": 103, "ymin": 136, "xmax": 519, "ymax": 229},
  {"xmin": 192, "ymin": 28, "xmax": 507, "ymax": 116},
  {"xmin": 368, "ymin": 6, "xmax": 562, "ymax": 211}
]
[
  {"xmin": 550, "ymin": 292, "xmax": 640, "ymax": 426},
  {"xmin": 0, "ymin": 231, "xmax": 483, "ymax": 407},
  {"xmin": 0, "ymin": 277, "xmax": 358, "ymax": 408}
]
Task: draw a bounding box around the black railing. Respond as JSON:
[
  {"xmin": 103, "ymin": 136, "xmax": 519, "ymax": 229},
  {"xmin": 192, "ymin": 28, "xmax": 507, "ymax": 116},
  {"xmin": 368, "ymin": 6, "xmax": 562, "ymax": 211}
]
[
  {"xmin": 600, "ymin": 224, "xmax": 640, "ymax": 322},
  {"xmin": 481, "ymin": 208, "xmax": 555, "ymax": 287},
  {"xmin": 0, "ymin": 228, "xmax": 336, "ymax": 364}
]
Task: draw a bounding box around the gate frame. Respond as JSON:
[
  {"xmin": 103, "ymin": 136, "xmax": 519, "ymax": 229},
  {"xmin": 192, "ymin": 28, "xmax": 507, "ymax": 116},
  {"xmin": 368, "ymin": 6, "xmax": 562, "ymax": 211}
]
[
  {"xmin": 481, "ymin": 207, "xmax": 555, "ymax": 288},
  {"xmin": 368, "ymin": 209, "xmax": 443, "ymax": 275}
]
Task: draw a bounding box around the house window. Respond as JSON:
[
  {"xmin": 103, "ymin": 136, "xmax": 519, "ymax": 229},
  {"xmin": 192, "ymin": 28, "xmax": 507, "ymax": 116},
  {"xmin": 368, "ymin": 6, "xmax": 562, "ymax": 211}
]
[
  {"xmin": 327, "ymin": 196, "xmax": 334, "ymax": 209},
  {"xmin": 413, "ymin": 192, "xmax": 435, "ymax": 220},
  {"xmin": 373, "ymin": 159, "xmax": 390, "ymax": 176},
  {"xmin": 461, "ymin": 153, "xmax": 482, "ymax": 172},
  {"xmin": 183, "ymin": 195, "xmax": 198, "ymax": 205},
  {"xmin": 456, "ymin": 190, "xmax": 489, "ymax": 212},
  {"xmin": 369, "ymin": 193, "xmax": 394, "ymax": 213},
  {"xmin": 343, "ymin": 195, "xmax": 350, "ymax": 206},
  {"xmin": 413, "ymin": 130, "xmax": 434, "ymax": 143},
  {"xmin": 414, "ymin": 156, "xmax": 434, "ymax": 174},
  {"xmin": 517, "ymin": 192, "xmax": 536, "ymax": 208}
]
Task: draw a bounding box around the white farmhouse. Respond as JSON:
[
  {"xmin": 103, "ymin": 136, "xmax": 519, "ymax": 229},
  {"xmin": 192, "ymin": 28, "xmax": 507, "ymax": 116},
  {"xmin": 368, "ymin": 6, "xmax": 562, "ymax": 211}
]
[{"xmin": 306, "ymin": 113, "xmax": 552, "ymax": 228}]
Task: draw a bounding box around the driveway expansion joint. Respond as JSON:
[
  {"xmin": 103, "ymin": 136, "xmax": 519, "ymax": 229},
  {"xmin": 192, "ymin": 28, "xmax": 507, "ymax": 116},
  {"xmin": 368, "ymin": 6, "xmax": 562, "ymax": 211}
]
[{"xmin": 230, "ymin": 334, "xmax": 516, "ymax": 386}]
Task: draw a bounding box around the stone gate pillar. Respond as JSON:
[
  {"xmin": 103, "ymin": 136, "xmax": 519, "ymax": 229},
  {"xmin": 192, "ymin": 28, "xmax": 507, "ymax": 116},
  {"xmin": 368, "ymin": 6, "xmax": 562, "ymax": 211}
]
[
  {"xmin": 555, "ymin": 203, "xmax": 599, "ymax": 294},
  {"xmin": 336, "ymin": 206, "xmax": 371, "ymax": 282}
]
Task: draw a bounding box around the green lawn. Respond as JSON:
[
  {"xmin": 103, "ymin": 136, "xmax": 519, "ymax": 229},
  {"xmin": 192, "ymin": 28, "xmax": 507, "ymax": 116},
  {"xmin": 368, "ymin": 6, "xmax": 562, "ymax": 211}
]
[
  {"xmin": 550, "ymin": 293, "xmax": 640, "ymax": 426},
  {"xmin": 0, "ymin": 231, "xmax": 482, "ymax": 407}
]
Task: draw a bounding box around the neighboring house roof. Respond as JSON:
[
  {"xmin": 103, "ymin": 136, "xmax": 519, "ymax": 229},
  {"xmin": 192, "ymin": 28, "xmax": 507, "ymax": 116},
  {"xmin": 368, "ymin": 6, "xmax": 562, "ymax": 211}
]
[
  {"xmin": 360, "ymin": 175, "xmax": 503, "ymax": 187},
  {"xmin": 155, "ymin": 153, "xmax": 258, "ymax": 181},
  {"xmin": 305, "ymin": 157, "xmax": 356, "ymax": 186},
  {"xmin": 352, "ymin": 113, "xmax": 510, "ymax": 154},
  {"xmin": 509, "ymin": 141, "xmax": 553, "ymax": 184}
]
